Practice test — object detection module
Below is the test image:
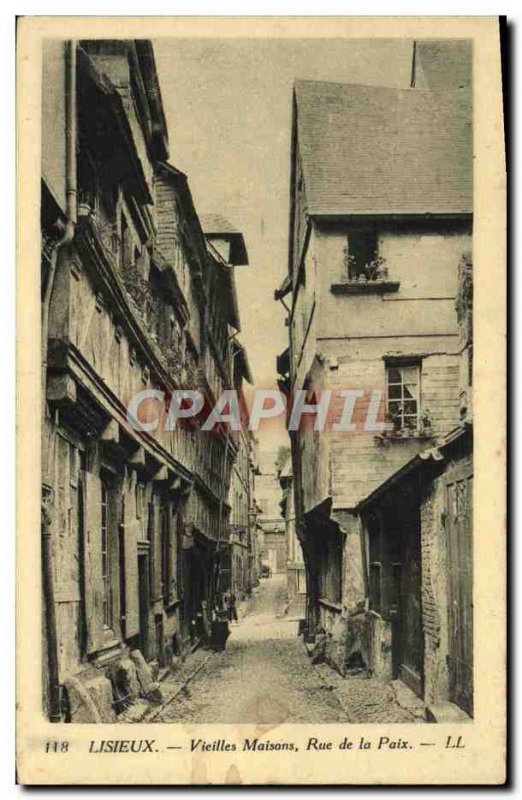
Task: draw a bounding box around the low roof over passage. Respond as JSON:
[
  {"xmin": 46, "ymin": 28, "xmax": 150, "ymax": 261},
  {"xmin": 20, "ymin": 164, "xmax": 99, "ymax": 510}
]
[{"xmin": 294, "ymin": 79, "xmax": 472, "ymax": 217}]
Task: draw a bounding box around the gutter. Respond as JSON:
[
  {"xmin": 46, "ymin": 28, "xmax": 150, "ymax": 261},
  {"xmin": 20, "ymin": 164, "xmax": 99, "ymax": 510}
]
[{"xmin": 41, "ymin": 40, "xmax": 77, "ymax": 722}]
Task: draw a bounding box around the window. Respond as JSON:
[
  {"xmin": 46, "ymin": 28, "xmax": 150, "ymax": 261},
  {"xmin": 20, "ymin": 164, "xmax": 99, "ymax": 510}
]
[
  {"xmin": 347, "ymin": 230, "xmax": 378, "ymax": 279},
  {"xmin": 101, "ymin": 482, "xmax": 112, "ymax": 629},
  {"xmin": 386, "ymin": 364, "xmax": 420, "ymax": 431}
]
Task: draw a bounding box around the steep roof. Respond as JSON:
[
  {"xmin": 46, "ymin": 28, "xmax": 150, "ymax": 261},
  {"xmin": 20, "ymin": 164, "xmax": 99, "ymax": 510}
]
[
  {"xmin": 294, "ymin": 79, "xmax": 472, "ymax": 217},
  {"xmin": 414, "ymin": 40, "xmax": 472, "ymax": 90},
  {"xmin": 200, "ymin": 213, "xmax": 240, "ymax": 235}
]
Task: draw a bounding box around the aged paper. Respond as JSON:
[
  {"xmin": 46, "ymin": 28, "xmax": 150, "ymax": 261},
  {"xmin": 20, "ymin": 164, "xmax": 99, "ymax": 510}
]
[{"xmin": 17, "ymin": 16, "xmax": 506, "ymax": 785}]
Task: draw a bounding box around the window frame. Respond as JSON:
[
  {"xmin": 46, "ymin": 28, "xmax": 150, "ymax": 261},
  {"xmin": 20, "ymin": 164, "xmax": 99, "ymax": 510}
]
[
  {"xmin": 385, "ymin": 361, "xmax": 421, "ymax": 432},
  {"xmin": 346, "ymin": 229, "xmax": 379, "ymax": 280}
]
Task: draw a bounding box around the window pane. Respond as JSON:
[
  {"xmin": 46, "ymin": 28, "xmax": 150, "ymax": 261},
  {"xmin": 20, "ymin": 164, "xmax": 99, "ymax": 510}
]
[
  {"xmin": 401, "ymin": 366, "xmax": 418, "ymax": 384},
  {"xmin": 403, "ymin": 400, "xmax": 417, "ymax": 415},
  {"xmin": 387, "ymin": 367, "xmax": 401, "ymax": 384},
  {"xmin": 388, "ymin": 384, "xmax": 401, "ymax": 399},
  {"xmin": 403, "ymin": 382, "xmax": 418, "ymax": 401}
]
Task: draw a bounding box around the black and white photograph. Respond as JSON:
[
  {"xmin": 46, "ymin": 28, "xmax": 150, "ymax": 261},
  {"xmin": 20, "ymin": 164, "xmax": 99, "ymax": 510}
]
[{"xmin": 16, "ymin": 16, "xmax": 505, "ymax": 786}]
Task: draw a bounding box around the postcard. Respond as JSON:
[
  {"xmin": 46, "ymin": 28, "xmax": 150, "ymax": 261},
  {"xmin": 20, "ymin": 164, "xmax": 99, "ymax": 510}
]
[{"xmin": 16, "ymin": 15, "xmax": 506, "ymax": 785}]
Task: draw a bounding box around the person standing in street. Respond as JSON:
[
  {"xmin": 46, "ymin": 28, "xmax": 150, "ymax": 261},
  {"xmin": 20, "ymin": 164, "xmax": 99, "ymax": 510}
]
[{"xmin": 224, "ymin": 589, "xmax": 238, "ymax": 623}]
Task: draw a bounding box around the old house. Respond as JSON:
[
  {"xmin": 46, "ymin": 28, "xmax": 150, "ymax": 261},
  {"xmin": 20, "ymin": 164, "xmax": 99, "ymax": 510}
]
[
  {"xmin": 41, "ymin": 39, "xmax": 250, "ymax": 721},
  {"xmin": 196, "ymin": 215, "xmax": 255, "ymax": 601},
  {"xmin": 227, "ymin": 341, "xmax": 258, "ymax": 598},
  {"xmin": 357, "ymin": 254, "xmax": 473, "ymax": 720},
  {"xmin": 277, "ymin": 41, "xmax": 472, "ymax": 708},
  {"xmin": 153, "ymin": 169, "xmax": 247, "ymax": 642}
]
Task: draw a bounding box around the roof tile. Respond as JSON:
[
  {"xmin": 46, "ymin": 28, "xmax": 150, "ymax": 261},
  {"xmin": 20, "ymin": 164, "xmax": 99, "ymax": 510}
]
[{"xmin": 294, "ymin": 79, "xmax": 472, "ymax": 216}]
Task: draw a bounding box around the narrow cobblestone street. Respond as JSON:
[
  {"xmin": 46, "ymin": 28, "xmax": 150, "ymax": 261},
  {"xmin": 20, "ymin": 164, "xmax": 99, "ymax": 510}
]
[{"xmin": 153, "ymin": 575, "xmax": 425, "ymax": 725}]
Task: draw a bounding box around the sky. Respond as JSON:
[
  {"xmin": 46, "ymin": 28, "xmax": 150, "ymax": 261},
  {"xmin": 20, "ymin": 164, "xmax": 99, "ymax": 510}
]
[{"xmin": 154, "ymin": 38, "xmax": 413, "ymax": 451}]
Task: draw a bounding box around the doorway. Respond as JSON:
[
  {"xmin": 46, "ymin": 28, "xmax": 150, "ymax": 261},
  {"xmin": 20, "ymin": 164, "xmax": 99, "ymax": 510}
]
[{"xmin": 446, "ymin": 470, "xmax": 473, "ymax": 716}]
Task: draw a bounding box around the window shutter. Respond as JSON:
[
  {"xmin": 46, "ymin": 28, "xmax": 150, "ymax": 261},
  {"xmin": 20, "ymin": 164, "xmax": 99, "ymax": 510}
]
[
  {"xmin": 123, "ymin": 513, "xmax": 140, "ymax": 639},
  {"xmin": 81, "ymin": 471, "xmax": 104, "ymax": 654}
]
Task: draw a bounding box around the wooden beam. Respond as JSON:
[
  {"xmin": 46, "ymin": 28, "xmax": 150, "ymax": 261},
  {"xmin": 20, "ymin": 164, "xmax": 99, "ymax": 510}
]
[
  {"xmin": 169, "ymin": 475, "xmax": 182, "ymax": 493},
  {"xmin": 129, "ymin": 446, "xmax": 146, "ymax": 468},
  {"xmin": 153, "ymin": 465, "xmax": 169, "ymax": 482},
  {"xmin": 47, "ymin": 374, "xmax": 77, "ymax": 405},
  {"xmin": 100, "ymin": 419, "xmax": 119, "ymax": 444}
]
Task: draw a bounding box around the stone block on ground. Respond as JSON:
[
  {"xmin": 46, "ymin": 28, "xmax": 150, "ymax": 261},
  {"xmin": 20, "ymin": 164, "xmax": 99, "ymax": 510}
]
[
  {"xmin": 64, "ymin": 676, "xmax": 102, "ymax": 723},
  {"xmin": 130, "ymin": 649, "xmax": 163, "ymax": 702},
  {"xmin": 115, "ymin": 658, "xmax": 140, "ymax": 702},
  {"xmin": 323, "ymin": 612, "xmax": 375, "ymax": 676},
  {"xmin": 85, "ymin": 674, "xmax": 116, "ymax": 723}
]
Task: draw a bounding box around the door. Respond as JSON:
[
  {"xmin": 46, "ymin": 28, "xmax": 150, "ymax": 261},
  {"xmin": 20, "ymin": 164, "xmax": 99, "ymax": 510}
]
[
  {"xmin": 400, "ymin": 514, "xmax": 424, "ymax": 696},
  {"xmin": 390, "ymin": 562, "xmax": 403, "ymax": 679},
  {"xmin": 138, "ymin": 554, "xmax": 149, "ymax": 660},
  {"xmin": 446, "ymin": 470, "xmax": 473, "ymax": 716}
]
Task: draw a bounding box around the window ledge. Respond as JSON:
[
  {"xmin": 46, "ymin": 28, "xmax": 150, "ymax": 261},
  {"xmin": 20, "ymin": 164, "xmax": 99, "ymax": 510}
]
[
  {"xmin": 377, "ymin": 431, "xmax": 434, "ymax": 441},
  {"xmin": 330, "ymin": 280, "xmax": 400, "ymax": 296},
  {"xmin": 91, "ymin": 638, "xmax": 124, "ymax": 666},
  {"xmin": 318, "ymin": 598, "xmax": 343, "ymax": 613}
]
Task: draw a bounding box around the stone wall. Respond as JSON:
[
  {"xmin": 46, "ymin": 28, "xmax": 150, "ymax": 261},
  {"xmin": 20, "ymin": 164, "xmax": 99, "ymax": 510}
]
[{"xmin": 420, "ymin": 474, "xmax": 451, "ymax": 706}]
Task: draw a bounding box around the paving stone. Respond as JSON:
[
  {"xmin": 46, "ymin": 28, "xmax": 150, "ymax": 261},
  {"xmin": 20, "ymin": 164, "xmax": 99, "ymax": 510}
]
[
  {"xmin": 126, "ymin": 576, "xmax": 427, "ymax": 726},
  {"xmin": 118, "ymin": 700, "xmax": 149, "ymax": 723}
]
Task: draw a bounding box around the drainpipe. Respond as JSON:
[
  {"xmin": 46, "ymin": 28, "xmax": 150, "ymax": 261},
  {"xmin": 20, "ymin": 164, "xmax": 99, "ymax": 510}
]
[{"xmin": 41, "ymin": 40, "xmax": 77, "ymax": 722}]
